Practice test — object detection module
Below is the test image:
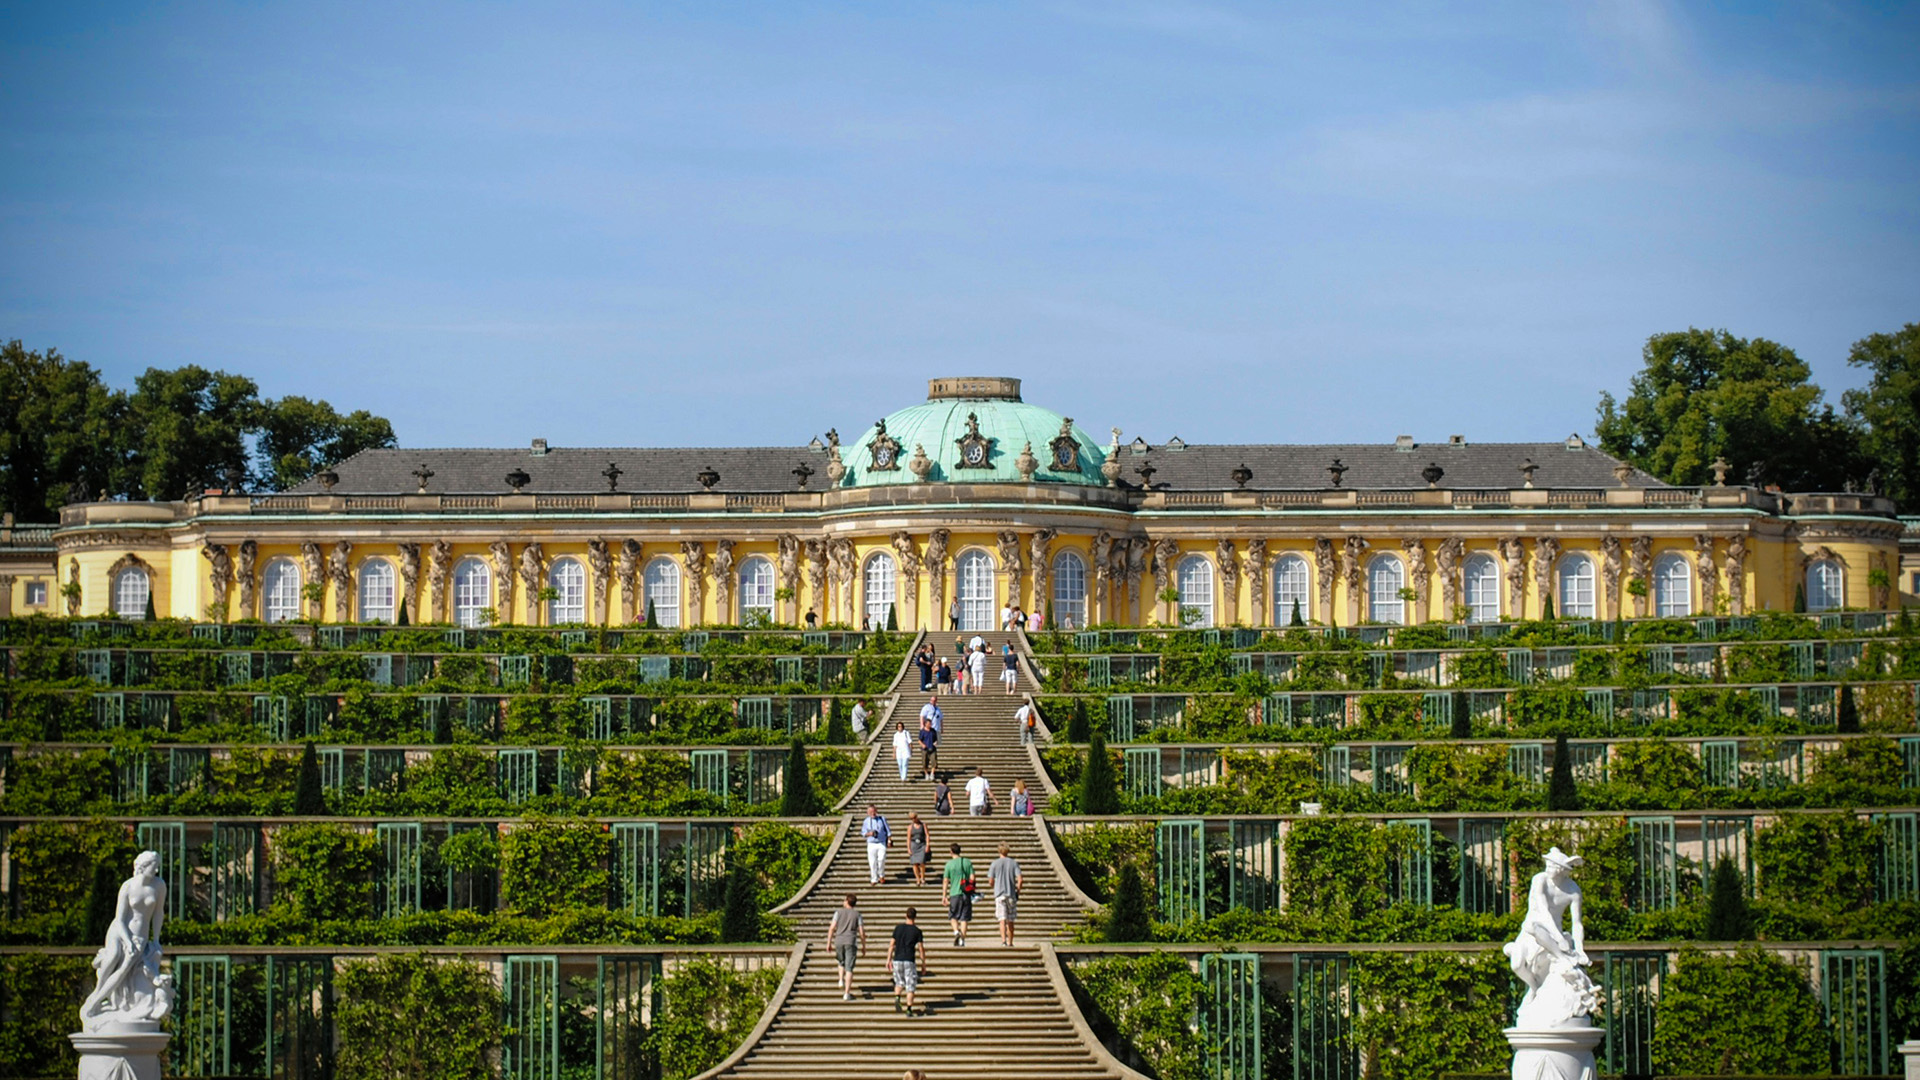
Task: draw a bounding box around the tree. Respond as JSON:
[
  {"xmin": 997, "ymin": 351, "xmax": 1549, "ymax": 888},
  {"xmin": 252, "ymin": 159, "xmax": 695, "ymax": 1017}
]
[
  {"xmin": 82, "ymin": 860, "xmax": 120, "ymax": 946},
  {"xmin": 1449, "ymin": 690, "xmax": 1471, "ymax": 739},
  {"xmin": 1836, "ymin": 683, "xmax": 1859, "ymax": 734},
  {"xmin": 780, "ymin": 738, "xmax": 820, "ymax": 816},
  {"xmin": 1843, "ymin": 321, "xmax": 1920, "ymax": 511},
  {"xmin": 720, "ymin": 856, "xmax": 761, "ymax": 942},
  {"xmin": 1548, "ymin": 732, "xmax": 1578, "ymax": 811},
  {"xmin": 886, "ymin": 605, "xmax": 898, "ymax": 632},
  {"xmin": 1105, "ymin": 863, "xmax": 1152, "ymax": 942},
  {"xmin": 1079, "ymin": 733, "xmax": 1120, "ymax": 815},
  {"xmin": 396, "ymin": 600, "xmax": 410, "ymax": 626},
  {"xmin": 1704, "ymin": 855, "xmax": 1753, "ymax": 941},
  {"xmin": 294, "ymin": 742, "xmax": 326, "ymax": 816},
  {"xmin": 1290, "ymin": 598, "xmax": 1306, "ymax": 627},
  {"xmin": 1596, "ymin": 328, "xmax": 1861, "ymax": 491},
  {"xmin": 824, "ymin": 702, "xmax": 851, "ymax": 746},
  {"xmin": 254, "ymin": 395, "xmax": 396, "ymax": 492},
  {"xmin": 644, "ymin": 599, "xmax": 658, "ymax": 629},
  {"xmin": 0, "ymin": 341, "xmax": 121, "ymax": 520},
  {"xmin": 121, "ymin": 365, "xmax": 262, "ymax": 499},
  {"xmin": 1066, "ymin": 699, "xmax": 1091, "ymax": 743}
]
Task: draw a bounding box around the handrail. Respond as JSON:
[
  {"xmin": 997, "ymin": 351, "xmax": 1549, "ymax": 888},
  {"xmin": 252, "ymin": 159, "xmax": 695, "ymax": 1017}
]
[
  {"xmin": 688, "ymin": 942, "xmax": 809, "ymax": 1080},
  {"xmin": 1036, "ymin": 942, "xmax": 1157, "ymax": 1080}
]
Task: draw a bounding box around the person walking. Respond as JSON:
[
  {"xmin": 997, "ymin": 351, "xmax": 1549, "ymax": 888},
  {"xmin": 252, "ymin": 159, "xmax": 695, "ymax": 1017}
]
[
  {"xmin": 1014, "ymin": 699, "xmax": 1037, "ymax": 744},
  {"xmin": 935, "ymin": 657, "xmax": 954, "ymax": 695},
  {"xmin": 850, "ymin": 698, "xmax": 870, "ymax": 741},
  {"xmin": 967, "ymin": 645, "xmax": 987, "ymax": 695},
  {"xmin": 907, "ymin": 811, "xmax": 931, "ymax": 886},
  {"xmin": 965, "ymin": 767, "xmax": 995, "ymax": 816},
  {"xmin": 892, "ymin": 721, "xmax": 913, "ymax": 781},
  {"xmin": 826, "ymin": 894, "xmax": 866, "ymax": 999},
  {"xmin": 919, "ymin": 717, "xmax": 939, "ymax": 781},
  {"xmin": 887, "ymin": 907, "xmax": 929, "ymax": 1016},
  {"xmin": 948, "ymin": 598, "xmax": 961, "ymax": 630},
  {"xmin": 861, "ymin": 805, "xmax": 892, "ymax": 885},
  {"xmin": 1000, "ymin": 644, "xmax": 1020, "ymax": 694},
  {"xmin": 941, "ymin": 843, "xmax": 975, "ymax": 947},
  {"xmin": 914, "ymin": 647, "xmax": 933, "ymax": 692},
  {"xmin": 931, "ymin": 775, "xmax": 952, "ymax": 816},
  {"xmin": 988, "ymin": 842, "xmax": 1023, "ymax": 946},
  {"xmin": 1028, "ymin": 607, "xmax": 1043, "ymax": 633},
  {"xmin": 1000, "ymin": 602, "xmax": 1013, "ymax": 630},
  {"xmin": 954, "ymin": 650, "xmax": 969, "ymax": 694},
  {"xmin": 1010, "ymin": 779, "xmax": 1033, "ymax": 816}
]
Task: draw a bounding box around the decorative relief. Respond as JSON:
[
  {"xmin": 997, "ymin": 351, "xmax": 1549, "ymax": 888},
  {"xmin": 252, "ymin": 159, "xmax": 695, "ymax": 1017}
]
[
  {"xmin": 1341, "ymin": 536, "xmax": 1369, "ymax": 623},
  {"xmin": 397, "ymin": 542, "xmax": 421, "ymax": 622},
  {"xmin": 1694, "ymin": 534, "xmax": 1719, "ymax": 614},
  {"xmin": 1314, "ymin": 538, "xmax": 1337, "ymax": 625},
  {"xmin": 1600, "ymin": 536, "xmax": 1623, "ymax": 618},
  {"xmin": 487, "ymin": 540, "xmax": 513, "ymax": 618},
  {"xmin": 1532, "ymin": 537, "xmax": 1559, "ymax": 615},
  {"xmin": 711, "ymin": 540, "xmax": 736, "ymax": 623},
  {"xmin": 997, "ymin": 530, "xmax": 1025, "ymax": 603},
  {"xmin": 828, "ymin": 537, "xmax": 857, "ymax": 623},
  {"xmin": 518, "ymin": 542, "xmax": 546, "ymax": 622},
  {"xmin": 953, "ymin": 411, "xmax": 993, "ymax": 469},
  {"xmin": 237, "ymin": 540, "xmax": 258, "ymax": 620},
  {"xmin": 1401, "ymin": 538, "xmax": 1428, "ymax": 616},
  {"xmin": 617, "ymin": 540, "xmax": 641, "ymax": 623},
  {"xmin": 1127, "ymin": 538, "xmax": 1151, "ymax": 611},
  {"xmin": 1246, "ymin": 539, "xmax": 1269, "ymax": 620},
  {"xmin": 866, "ymin": 420, "xmax": 902, "ymax": 472},
  {"xmin": 803, "ymin": 538, "xmax": 828, "ymax": 621},
  {"xmin": 1150, "ymin": 538, "xmax": 1179, "ymax": 596},
  {"xmin": 1629, "ymin": 537, "xmax": 1653, "ymax": 617},
  {"xmin": 66, "ymin": 560, "xmax": 81, "ymax": 616},
  {"xmin": 777, "ymin": 534, "xmax": 803, "ymax": 603},
  {"xmin": 201, "ymin": 544, "xmax": 233, "ymax": 623},
  {"xmin": 1498, "ymin": 537, "xmax": 1529, "ymax": 617},
  {"xmin": 587, "ymin": 539, "xmax": 611, "ymax": 623},
  {"xmin": 681, "ymin": 541, "xmax": 708, "ymax": 625},
  {"xmin": 329, "ymin": 541, "xmax": 353, "ymax": 623},
  {"xmin": 1048, "ymin": 418, "xmax": 1080, "ymax": 472},
  {"xmin": 1724, "ymin": 535, "xmax": 1747, "ymax": 615},
  {"xmin": 428, "ymin": 540, "xmax": 452, "ymax": 622},
  {"xmin": 1435, "ymin": 537, "xmax": 1464, "ymax": 615},
  {"xmin": 891, "ymin": 531, "xmax": 922, "ymax": 590},
  {"xmin": 925, "ymin": 529, "xmax": 950, "ymax": 620},
  {"xmin": 1027, "ymin": 528, "xmax": 1056, "ymax": 608},
  {"xmin": 1870, "ymin": 550, "xmax": 1891, "ymax": 610},
  {"xmin": 301, "ymin": 542, "xmax": 325, "ymax": 621}
]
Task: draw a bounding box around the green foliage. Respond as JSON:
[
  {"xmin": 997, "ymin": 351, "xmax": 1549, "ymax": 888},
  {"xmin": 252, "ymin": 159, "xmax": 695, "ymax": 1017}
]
[
  {"xmin": 779, "ymin": 738, "xmax": 819, "ymax": 816},
  {"xmin": 1596, "ymin": 327, "xmax": 1861, "ymax": 490},
  {"xmin": 1650, "ymin": 946, "xmax": 1830, "ymax": 1074},
  {"xmin": 1080, "ymin": 732, "xmax": 1121, "ymax": 815},
  {"xmin": 0, "ymin": 954, "xmax": 91, "ymax": 1078},
  {"xmin": 1704, "ymin": 855, "xmax": 1753, "ymax": 940},
  {"xmin": 650, "ymin": 957, "xmax": 781, "ymax": 1080},
  {"xmin": 498, "ymin": 818, "xmax": 610, "ymax": 917},
  {"xmin": 1067, "ymin": 698, "xmax": 1091, "ymax": 743},
  {"xmin": 9, "ymin": 818, "xmax": 134, "ymax": 916},
  {"xmin": 1547, "ymin": 732, "xmax": 1577, "ymax": 811},
  {"xmin": 1072, "ymin": 952, "xmax": 1206, "ymax": 1079},
  {"xmin": 1351, "ymin": 951, "xmax": 1511, "ymax": 1080},
  {"xmin": 806, "ymin": 749, "xmax": 862, "ymax": 809},
  {"xmin": 1282, "ymin": 818, "xmax": 1429, "ymax": 925},
  {"xmin": 334, "ymin": 953, "xmax": 501, "ymax": 1080},
  {"xmin": 0, "ymin": 340, "xmax": 120, "ymax": 518},
  {"xmin": 83, "ymin": 859, "xmax": 119, "ymax": 946},
  {"xmin": 1755, "ymin": 812, "xmax": 1877, "ymax": 914},
  {"xmin": 271, "ymin": 821, "xmax": 381, "ymax": 921},
  {"xmin": 1106, "ymin": 864, "xmax": 1153, "ymax": 943},
  {"xmin": 293, "ymin": 741, "xmax": 326, "ymax": 815},
  {"xmin": 728, "ymin": 822, "xmax": 829, "ymax": 906},
  {"xmin": 720, "ymin": 857, "xmax": 760, "ymax": 942},
  {"xmin": 1843, "ymin": 320, "xmax": 1920, "ymax": 511}
]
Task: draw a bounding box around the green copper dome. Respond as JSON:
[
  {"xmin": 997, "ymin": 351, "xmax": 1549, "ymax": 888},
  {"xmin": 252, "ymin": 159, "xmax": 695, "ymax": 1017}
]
[{"xmin": 838, "ymin": 377, "xmax": 1108, "ymax": 488}]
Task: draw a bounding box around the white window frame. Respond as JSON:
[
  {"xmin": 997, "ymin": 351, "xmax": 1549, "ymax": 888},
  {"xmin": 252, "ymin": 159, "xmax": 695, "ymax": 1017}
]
[
  {"xmin": 1653, "ymin": 553, "xmax": 1692, "ymax": 617},
  {"xmin": 262, "ymin": 558, "xmax": 302, "ymax": 624},
  {"xmin": 1463, "ymin": 553, "xmax": 1500, "ymax": 623},
  {"xmin": 862, "ymin": 552, "xmax": 896, "ymax": 630},
  {"xmin": 955, "ymin": 549, "xmax": 996, "ymax": 632},
  {"xmin": 358, "ymin": 558, "xmax": 396, "ymax": 623},
  {"xmin": 548, "ymin": 557, "xmax": 586, "ymax": 624},
  {"xmin": 1367, "ymin": 555, "xmax": 1406, "ymax": 625},
  {"xmin": 1806, "ymin": 559, "xmax": 1844, "ymax": 612},
  {"xmin": 1557, "ymin": 555, "xmax": 1596, "ymax": 619},
  {"xmin": 643, "ymin": 558, "xmax": 680, "ymax": 628},
  {"xmin": 1176, "ymin": 554, "xmax": 1214, "ymax": 628},
  {"xmin": 1274, "ymin": 553, "xmax": 1310, "ymax": 625},
  {"xmin": 1052, "ymin": 551, "xmax": 1087, "ymax": 630},
  {"xmin": 25, "ymin": 581, "xmax": 49, "ymax": 607},
  {"xmin": 113, "ymin": 567, "xmax": 151, "ymax": 620},
  {"xmin": 738, "ymin": 557, "xmax": 775, "ymax": 624},
  {"xmin": 452, "ymin": 557, "xmax": 491, "ymax": 628}
]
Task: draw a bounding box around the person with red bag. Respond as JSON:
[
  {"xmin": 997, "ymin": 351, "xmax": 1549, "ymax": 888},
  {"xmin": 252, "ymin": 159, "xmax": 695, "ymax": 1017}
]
[{"xmin": 940, "ymin": 842, "xmax": 975, "ymax": 947}]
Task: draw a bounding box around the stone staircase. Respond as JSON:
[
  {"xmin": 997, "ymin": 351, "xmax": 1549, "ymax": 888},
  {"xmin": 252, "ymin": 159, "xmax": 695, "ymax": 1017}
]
[{"xmin": 701, "ymin": 632, "xmax": 1140, "ymax": 1080}]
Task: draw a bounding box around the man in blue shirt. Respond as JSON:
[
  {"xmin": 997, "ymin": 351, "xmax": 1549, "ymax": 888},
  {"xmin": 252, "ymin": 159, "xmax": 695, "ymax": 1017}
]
[
  {"xmin": 861, "ymin": 805, "xmax": 892, "ymax": 885},
  {"xmin": 919, "ymin": 696, "xmax": 943, "ymax": 736}
]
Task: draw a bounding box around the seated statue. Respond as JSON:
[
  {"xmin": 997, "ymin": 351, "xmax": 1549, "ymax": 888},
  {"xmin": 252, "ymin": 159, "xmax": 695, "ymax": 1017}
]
[
  {"xmin": 1503, "ymin": 846, "xmax": 1600, "ymax": 1029},
  {"xmin": 79, "ymin": 851, "xmax": 174, "ymax": 1032}
]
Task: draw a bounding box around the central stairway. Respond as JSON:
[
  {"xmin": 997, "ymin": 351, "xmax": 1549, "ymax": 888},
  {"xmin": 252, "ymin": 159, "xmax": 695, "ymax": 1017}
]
[{"xmin": 703, "ymin": 632, "xmax": 1139, "ymax": 1080}]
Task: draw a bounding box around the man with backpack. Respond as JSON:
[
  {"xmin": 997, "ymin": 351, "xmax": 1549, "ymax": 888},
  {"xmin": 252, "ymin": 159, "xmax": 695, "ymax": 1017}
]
[
  {"xmin": 941, "ymin": 842, "xmax": 975, "ymax": 947},
  {"xmin": 1014, "ymin": 700, "xmax": 1037, "ymax": 744}
]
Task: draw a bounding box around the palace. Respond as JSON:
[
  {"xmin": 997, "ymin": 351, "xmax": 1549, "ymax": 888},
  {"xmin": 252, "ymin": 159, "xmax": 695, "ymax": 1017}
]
[{"xmin": 4, "ymin": 375, "xmax": 1908, "ymax": 627}]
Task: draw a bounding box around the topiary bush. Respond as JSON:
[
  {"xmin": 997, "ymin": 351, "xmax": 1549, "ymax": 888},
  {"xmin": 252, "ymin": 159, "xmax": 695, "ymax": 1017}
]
[
  {"xmin": 498, "ymin": 818, "xmax": 611, "ymax": 917},
  {"xmin": 270, "ymin": 821, "xmax": 381, "ymax": 922},
  {"xmin": 1650, "ymin": 946, "xmax": 1830, "ymax": 1074},
  {"xmin": 334, "ymin": 953, "xmax": 501, "ymax": 1080},
  {"xmin": 1351, "ymin": 951, "xmax": 1510, "ymax": 1080}
]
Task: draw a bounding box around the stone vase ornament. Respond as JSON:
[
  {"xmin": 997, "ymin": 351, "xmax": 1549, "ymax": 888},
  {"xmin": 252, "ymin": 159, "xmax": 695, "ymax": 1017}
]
[
  {"xmin": 71, "ymin": 851, "xmax": 174, "ymax": 1080},
  {"xmin": 1504, "ymin": 847, "xmax": 1603, "ymax": 1080},
  {"xmin": 907, "ymin": 444, "xmax": 932, "ymax": 482},
  {"xmin": 1015, "ymin": 441, "xmax": 1038, "ymax": 481}
]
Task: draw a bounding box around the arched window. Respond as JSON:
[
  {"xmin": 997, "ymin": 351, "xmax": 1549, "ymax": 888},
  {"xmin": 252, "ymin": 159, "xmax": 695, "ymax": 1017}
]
[
  {"xmin": 1463, "ymin": 553, "xmax": 1500, "ymax": 623},
  {"xmin": 1367, "ymin": 555, "xmax": 1406, "ymax": 624},
  {"xmin": 452, "ymin": 557, "xmax": 491, "ymax": 628},
  {"xmin": 1274, "ymin": 553, "xmax": 1311, "ymax": 626},
  {"xmin": 1557, "ymin": 555, "xmax": 1596, "ymax": 619},
  {"xmin": 1806, "ymin": 559, "xmax": 1844, "ymax": 612},
  {"xmin": 643, "ymin": 558, "xmax": 680, "ymax": 628},
  {"xmin": 113, "ymin": 566, "xmax": 151, "ymax": 620},
  {"xmin": 1052, "ymin": 551, "xmax": 1087, "ymax": 630},
  {"xmin": 1176, "ymin": 555, "xmax": 1214, "ymax": 628},
  {"xmin": 738, "ymin": 557, "xmax": 775, "ymax": 624},
  {"xmin": 262, "ymin": 559, "xmax": 302, "ymax": 624},
  {"xmin": 1653, "ymin": 553, "xmax": 1692, "ymax": 617},
  {"xmin": 548, "ymin": 557, "xmax": 586, "ymax": 624},
  {"xmin": 955, "ymin": 550, "xmax": 995, "ymax": 632},
  {"xmin": 863, "ymin": 552, "xmax": 896, "ymax": 629},
  {"xmin": 358, "ymin": 559, "xmax": 396, "ymax": 623}
]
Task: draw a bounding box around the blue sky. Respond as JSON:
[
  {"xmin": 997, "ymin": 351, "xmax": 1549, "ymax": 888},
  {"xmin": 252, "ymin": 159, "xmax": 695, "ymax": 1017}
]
[{"xmin": 2, "ymin": 2, "xmax": 1915, "ymax": 451}]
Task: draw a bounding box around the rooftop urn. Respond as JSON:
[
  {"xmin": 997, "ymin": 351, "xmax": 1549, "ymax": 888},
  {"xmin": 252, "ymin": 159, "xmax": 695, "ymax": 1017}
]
[
  {"xmin": 1422, "ymin": 462, "xmax": 1444, "ymax": 488},
  {"xmin": 1231, "ymin": 463, "xmax": 1253, "ymax": 489},
  {"xmin": 908, "ymin": 443, "xmax": 932, "ymax": 481},
  {"xmin": 1520, "ymin": 458, "xmax": 1538, "ymax": 489},
  {"xmin": 1101, "ymin": 431, "xmax": 1124, "ymax": 487},
  {"xmin": 1327, "ymin": 458, "xmax": 1348, "ymax": 487},
  {"xmin": 602, "ymin": 462, "xmax": 622, "ymax": 492},
  {"xmin": 1015, "ymin": 441, "xmax": 1039, "ymax": 482},
  {"xmin": 1711, "ymin": 456, "xmax": 1731, "ymax": 486},
  {"xmin": 505, "ymin": 468, "xmax": 531, "ymax": 493},
  {"xmin": 1135, "ymin": 461, "xmax": 1156, "ymax": 488},
  {"xmin": 1613, "ymin": 461, "xmax": 1632, "ymax": 487},
  {"xmin": 315, "ymin": 469, "xmax": 338, "ymax": 492},
  {"xmin": 412, "ymin": 464, "xmax": 434, "ymax": 493},
  {"xmin": 793, "ymin": 463, "xmax": 815, "ymax": 490},
  {"xmin": 697, "ymin": 466, "xmax": 720, "ymax": 490}
]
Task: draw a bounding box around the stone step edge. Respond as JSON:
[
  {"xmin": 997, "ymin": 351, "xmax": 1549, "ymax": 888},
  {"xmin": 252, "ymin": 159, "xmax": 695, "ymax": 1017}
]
[
  {"xmin": 1037, "ymin": 941, "xmax": 1155, "ymax": 1080},
  {"xmin": 827, "ymin": 629, "xmax": 928, "ymax": 815}
]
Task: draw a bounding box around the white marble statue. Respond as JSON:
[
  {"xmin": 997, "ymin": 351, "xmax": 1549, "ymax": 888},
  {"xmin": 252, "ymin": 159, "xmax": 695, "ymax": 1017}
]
[
  {"xmin": 1503, "ymin": 847, "xmax": 1603, "ymax": 1080},
  {"xmin": 79, "ymin": 851, "xmax": 174, "ymax": 1032}
]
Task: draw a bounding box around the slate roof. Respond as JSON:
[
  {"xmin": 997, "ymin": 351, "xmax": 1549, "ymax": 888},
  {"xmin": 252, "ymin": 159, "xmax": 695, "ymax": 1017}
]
[{"xmin": 288, "ymin": 439, "xmax": 1662, "ymax": 496}]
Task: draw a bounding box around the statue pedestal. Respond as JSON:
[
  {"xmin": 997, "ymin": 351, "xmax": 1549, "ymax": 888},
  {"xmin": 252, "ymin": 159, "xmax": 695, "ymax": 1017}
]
[
  {"xmin": 1897, "ymin": 1039, "xmax": 1920, "ymax": 1079},
  {"xmin": 1505, "ymin": 1025, "xmax": 1602, "ymax": 1080},
  {"xmin": 70, "ymin": 1027, "xmax": 170, "ymax": 1080}
]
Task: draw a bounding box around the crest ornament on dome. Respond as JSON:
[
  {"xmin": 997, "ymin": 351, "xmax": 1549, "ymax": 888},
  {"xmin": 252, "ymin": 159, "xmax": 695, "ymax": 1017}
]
[
  {"xmin": 953, "ymin": 411, "xmax": 993, "ymax": 470},
  {"xmin": 866, "ymin": 420, "xmax": 902, "ymax": 472},
  {"xmin": 1049, "ymin": 417, "xmax": 1081, "ymax": 472}
]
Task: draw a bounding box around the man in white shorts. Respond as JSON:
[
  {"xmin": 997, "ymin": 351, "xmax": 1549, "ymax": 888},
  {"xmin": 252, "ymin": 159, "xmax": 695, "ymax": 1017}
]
[
  {"xmin": 861, "ymin": 805, "xmax": 892, "ymax": 884},
  {"xmin": 965, "ymin": 767, "xmax": 996, "ymax": 815},
  {"xmin": 988, "ymin": 842, "xmax": 1023, "ymax": 946},
  {"xmin": 1014, "ymin": 700, "xmax": 1036, "ymax": 744},
  {"xmin": 826, "ymin": 893, "xmax": 866, "ymax": 1000}
]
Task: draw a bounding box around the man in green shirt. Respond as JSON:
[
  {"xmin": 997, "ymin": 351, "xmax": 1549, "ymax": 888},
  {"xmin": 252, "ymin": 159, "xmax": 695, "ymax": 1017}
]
[{"xmin": 940, "ymin": 842, "xmax": 975, "ymax": 947}]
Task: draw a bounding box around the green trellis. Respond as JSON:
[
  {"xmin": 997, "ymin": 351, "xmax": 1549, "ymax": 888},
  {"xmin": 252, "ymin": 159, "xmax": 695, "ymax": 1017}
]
[
  {"xmin": 1457, "ymin": 818, "xmax": 1507, "ymax": 915},
  {"xmin": 1155, "ymin": 818, "xmax": 1206, "ymax": 924},
  {"xmin": 1600, "ymin": 951, "xmax": 1661, "ymax": 1076},
  {"xmin": 1228, "ymin": 819, "xmax": 1280, "ymax": 912},
  {"xmin": 597, "ymin": 956, "xmax": 659, "ymax": 1080},
  {"xmin": 503, "ymin": 955, "xmax": 560, "ymax": 1080},
  {"xmin": 170, "ymin": 954, "xmax": 230, "ymax": 1079},
  {"xmin": 1628, "ymin": 816, "xmax": 1676, "ymax": 912},
  {"xmin": 613, "ymin": 822, "xmax": 661, "ymax": 916},
  {"xmin": 1201, "ymin": 952, "xmax": 1261, "ymax": 1080},
  {"xmin": 265, "ymin": 955, "xmax": 332, "ymax": 1080},
  {"xmin": 1293, "ymin": 953, "xmax": 1356, "ymax": 1080},
  {"xmin": 377, "ymin": 822, "xmax": 423, "ymax": 916},
  {"xmin": 1824, "ymin": 949, "xmax": 1888, "ymax": 1075}
]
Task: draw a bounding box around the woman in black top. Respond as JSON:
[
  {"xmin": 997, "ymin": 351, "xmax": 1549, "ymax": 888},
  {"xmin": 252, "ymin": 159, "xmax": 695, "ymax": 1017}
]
[
  {"xmin": 914, "ymin": 648, "xmax": 934, "ymax": 692},
  {"xmin": 932, "ymin": 777, "xmax": 952, "ymax": 816}
]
